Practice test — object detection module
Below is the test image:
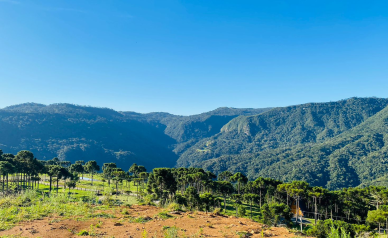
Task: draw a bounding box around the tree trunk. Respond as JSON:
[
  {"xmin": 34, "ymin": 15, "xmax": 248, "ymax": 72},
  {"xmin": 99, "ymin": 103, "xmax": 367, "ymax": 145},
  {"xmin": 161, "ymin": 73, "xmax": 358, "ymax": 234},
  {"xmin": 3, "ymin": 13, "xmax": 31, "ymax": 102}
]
[
  {"xmin": 295, "ymin": 198, "xmax": 299, "ymax": 224},
  {"xmin": 57, "ymin": 178, "xmax": 59, "ymax": 194},
  {"xmin": 116, "ymin": 182, "xmax": 118, "ymax": 197},
  {"xmin": 49, "ymin": 176, "xmax": 52, "ymax": 192},
  {"xmin": 250, "ymin": 201, "xmax": 252, "ymax": 219},
  {"xmin": 314, "ymin": 197, "xmax": 317, "ymax": 225},
  {"xmin": 224, "ymin": 197, "xmax": 227, "ymax": 213}
]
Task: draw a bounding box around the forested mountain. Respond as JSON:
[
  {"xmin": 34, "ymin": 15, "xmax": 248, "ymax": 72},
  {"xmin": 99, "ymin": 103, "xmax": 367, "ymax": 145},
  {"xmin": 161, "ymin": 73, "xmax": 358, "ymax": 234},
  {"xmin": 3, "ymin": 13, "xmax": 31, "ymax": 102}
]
[
  {"xmin": 1, "ymin": 97, "xmax": 388, "ymax": 190},
  {"xmin": 123, "ymin": 107, "xmax": 272, "ymax": 154},
  {"xmin": 178, "ymin": 98, "xmax": 388, "ymax": 190},
  {"xmin": 0, "ymin": 103, "xmax": 269, "ymax": 171},
  {"xmin": 0, "ymin": 103, "xmax": 178, "ymax": 170}
]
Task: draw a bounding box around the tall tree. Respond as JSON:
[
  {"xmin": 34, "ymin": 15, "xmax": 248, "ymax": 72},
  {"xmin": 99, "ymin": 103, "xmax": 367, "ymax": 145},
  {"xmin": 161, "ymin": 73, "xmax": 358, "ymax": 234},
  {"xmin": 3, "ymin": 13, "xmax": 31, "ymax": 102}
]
[
  {"xmin": 231, "ymin": 172, "xmax": 248, "ymax": 194},
  {"xmin": 69, "ymin": 162, "xmax": 85, "ymax": 179},
  {"xmin": 308, "ymin": 187, "xmax": 328, "ymax": 225},
  {"xmin": 218, "ymin": 171, "xmax": 233, "ymax": 182},
  {"xmin": 102, "ymin": 163, "xmax": 117, "ymax": 186},
  {"xmin": 244, "ymin": 193, "xmax": 259, "ymax": 219},
  {"xmin": 112, "ymin": 168, "xmax": 127, "ymax": 196},
  {"xmin": 0, "ymin": 161, "xmax": 15, "ymax": 192},
  {"xmin": 129, "ymin": 163, "xmax": 146, "ymax": 178},
  {"xmin": 216, "ymin": 181, "xmax": 235, "ymax": 212},
  {"xmin": 367, "ymin": 209, "xmax": 387, "ymax": 233},
  {"xmin": 84, "ymin": 161, "xmax": 100, "ymax": 185},
  {"xmin": 46, "ymin": 165, "xmax": 62, "ymax": 192}
]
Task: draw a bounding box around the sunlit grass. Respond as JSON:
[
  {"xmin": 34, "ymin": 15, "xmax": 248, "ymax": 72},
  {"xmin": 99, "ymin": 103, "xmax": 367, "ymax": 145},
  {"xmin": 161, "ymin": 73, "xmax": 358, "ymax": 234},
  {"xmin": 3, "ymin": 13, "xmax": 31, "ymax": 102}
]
[{"xmin": 0, "ymin": 183, "xmax": 140, "ymax": 231}]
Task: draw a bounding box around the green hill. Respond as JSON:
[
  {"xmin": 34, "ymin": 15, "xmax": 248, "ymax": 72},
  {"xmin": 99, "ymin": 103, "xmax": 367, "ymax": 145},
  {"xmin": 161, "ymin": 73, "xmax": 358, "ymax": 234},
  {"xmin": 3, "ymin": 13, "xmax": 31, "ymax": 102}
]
[
  {"xmin": 2, "ymin": 98, "xmax": 388, "ymax": 190},
  {"xmin": 0, "ymin": 104, "xmax": 269, "ymax": 170},
  {"xmin": 0, "ymin": 103, "xmax": 178, "ymax": 170},
  {"xmin": 178, "ymin": 98, "xmax": 388, "ymax": 190}
]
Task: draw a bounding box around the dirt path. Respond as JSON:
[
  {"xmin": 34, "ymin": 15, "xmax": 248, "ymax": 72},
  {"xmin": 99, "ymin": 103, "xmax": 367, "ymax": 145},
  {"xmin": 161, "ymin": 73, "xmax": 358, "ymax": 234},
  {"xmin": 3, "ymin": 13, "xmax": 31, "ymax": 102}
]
[{"xmin": 0, "ymin": 205, "xmax": 298, "ymax": 238}]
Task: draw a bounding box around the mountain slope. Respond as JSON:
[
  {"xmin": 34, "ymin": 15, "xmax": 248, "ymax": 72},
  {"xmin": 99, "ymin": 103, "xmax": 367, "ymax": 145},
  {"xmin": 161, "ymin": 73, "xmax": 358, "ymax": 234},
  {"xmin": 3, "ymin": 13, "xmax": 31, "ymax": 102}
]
[
  {"xmin": 0, "ymin": 104, "xmax": 270, "ymax": 170},
  {"xmin": 2, "ymin": 98, "xmax": 388, "ymax": 190},
  {"xmin": 0, "ymin": 103, "xmax": 178, "ymax": 170},
  {"xmin": 123, "ymin": 107, "xmax": 272, "ymax": 155},
  {"xmin": 177, "ymin": 97, "xmax": 388, "ymax": 168},
  {"xmin": 182, "ymin": 99, "xmax": 388, "ymax": 189}
]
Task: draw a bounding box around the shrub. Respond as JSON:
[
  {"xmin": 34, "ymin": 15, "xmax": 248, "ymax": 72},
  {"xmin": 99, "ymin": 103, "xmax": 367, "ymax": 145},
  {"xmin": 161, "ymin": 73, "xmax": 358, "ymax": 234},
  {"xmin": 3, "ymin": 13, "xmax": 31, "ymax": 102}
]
[
  {"xmin": 77, "ymin": 230, "xmax": 89, "ymax": 236},
  {"xmin": 167, "ymin": 202, "xmax": 181, "ymax": 212},
  {"xmin": 142, "ymin": 229, "xmax": 148, "ymax": 238},
  {"xmin": 121, "ymin": 209, "xmax": 130, "ymax": 215},
  {"xmin": 157, "ymin": 211, "xmax": 173, "ymax": 219},
  {"xmin": 237, "ymin": 205, "xmax": 246, "ymax": 217},
  {"xmin": 163, "ymin": 226, "xmax": 179, "ymax": 238},
  {"xmin": 260, "ymin": 202, "xmax": 292, "ymax": 227},
  {"xmin": 213, "ymin": 207, "xmax": 222, "ymax": 215},
  {"xmin": 306, "ymin": 220, "xmax": 359, "ymax": 238}
]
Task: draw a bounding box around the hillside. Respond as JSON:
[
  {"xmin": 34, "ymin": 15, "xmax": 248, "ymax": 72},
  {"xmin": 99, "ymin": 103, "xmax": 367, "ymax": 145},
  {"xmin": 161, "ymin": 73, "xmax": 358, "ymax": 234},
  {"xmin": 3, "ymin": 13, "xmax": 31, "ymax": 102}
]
[
  {"xmin": 123, "ymin": 107, "xmax": 272, "ymax": 155},
  {"xmin": 2, "ymin": 98, "xmax": 388, "ymax": 190},
  {"xmin": 0, "ymin": 103, "xmax": 178, "ymax": 170},
  {"xmin": 0, "ymin": 103, "xmax": 269, "ymax": 170},
  {"xmin": 178, "ymin": 98, "xmax": 388, "ymax": 190}
]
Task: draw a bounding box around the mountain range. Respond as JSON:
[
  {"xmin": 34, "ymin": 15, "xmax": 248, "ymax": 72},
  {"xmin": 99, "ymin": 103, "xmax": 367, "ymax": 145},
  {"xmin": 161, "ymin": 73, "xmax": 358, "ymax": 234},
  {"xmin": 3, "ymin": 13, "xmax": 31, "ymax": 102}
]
[{"xmin": 1, "ymin": 97, "xmax": 388, "ymax": 190}]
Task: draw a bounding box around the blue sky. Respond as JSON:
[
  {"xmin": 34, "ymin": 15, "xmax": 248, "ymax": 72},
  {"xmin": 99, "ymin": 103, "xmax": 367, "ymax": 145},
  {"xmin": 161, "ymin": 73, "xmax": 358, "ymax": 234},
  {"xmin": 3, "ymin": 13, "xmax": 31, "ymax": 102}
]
[{"xmin": 0, "ymin": 0, "xmax": 387, "ymax": 115}]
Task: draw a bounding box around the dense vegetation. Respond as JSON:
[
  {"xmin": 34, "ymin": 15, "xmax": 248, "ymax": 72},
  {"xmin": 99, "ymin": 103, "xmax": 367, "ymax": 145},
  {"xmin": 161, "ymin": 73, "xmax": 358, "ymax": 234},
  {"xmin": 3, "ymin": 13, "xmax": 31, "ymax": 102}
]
[
  {"xmin": 0, "ymin": 103, "xmax": 179, "ymax": 170},
  {"xmin": 2, "ymin": 97, "xmax": 388, "ymax": 190},
  {"xmin": 178, "ymin": 98, "xmax": 388, "ymax": 189},
  {"xmin": 1, "ymin": 150, "xmax": 388, "ymax": 238},
  {"xmin": 0, "ymin": 103, "xmax": 270, "ymax": 171}
]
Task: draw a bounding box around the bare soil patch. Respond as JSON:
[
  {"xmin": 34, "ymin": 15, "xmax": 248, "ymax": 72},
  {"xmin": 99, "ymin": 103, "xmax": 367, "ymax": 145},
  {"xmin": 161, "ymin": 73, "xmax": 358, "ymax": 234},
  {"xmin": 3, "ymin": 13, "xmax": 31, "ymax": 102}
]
[{"xmin": 0, "ymin": 205, "xmax": 298, "ymax": 238}]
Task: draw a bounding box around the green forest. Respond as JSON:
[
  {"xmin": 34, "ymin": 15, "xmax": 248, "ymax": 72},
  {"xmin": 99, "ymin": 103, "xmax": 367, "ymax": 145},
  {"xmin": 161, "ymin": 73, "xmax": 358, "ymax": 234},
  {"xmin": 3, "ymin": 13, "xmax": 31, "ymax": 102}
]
[
  {"xmin": 1, "ymin": 150, "xmax": 388, "ymax": 237},
  {"xmin": 1, "ymin": 97, "xmax": 388, "ymax": 190}
]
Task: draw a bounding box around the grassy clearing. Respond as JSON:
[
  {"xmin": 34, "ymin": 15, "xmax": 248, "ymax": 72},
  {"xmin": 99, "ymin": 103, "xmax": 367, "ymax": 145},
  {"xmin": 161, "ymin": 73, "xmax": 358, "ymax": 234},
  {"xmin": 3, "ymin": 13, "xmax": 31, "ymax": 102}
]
[
  {"xmin": 222, "ymin": 198, "xmax": 262, "ymax": 220},
  {"xmin": 0, "ymin": 185, "xmax": 139, "ymax": 231},
  {"xmin": 0, "ymin": 190, "xmax": 95, "ymax": 231}
]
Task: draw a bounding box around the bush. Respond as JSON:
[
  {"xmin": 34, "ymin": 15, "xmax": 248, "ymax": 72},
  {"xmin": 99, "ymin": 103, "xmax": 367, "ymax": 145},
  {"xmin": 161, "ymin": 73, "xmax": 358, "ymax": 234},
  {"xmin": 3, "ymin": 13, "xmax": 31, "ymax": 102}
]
[
  {"xmin": 121, "ymin": 209, "xmax": 130, "ymax": 215},
  {"xmin": 129, "ymin": 216, "xmax": 151, "ymax": 223},
  {"xmin": 142, "ymin": 195, "xmax": 156, "ymax": 206},
  {"xmin": 306, "ymin": 220, "xmax": 359, "ymax": 238},
  {"xmin": 157, "ymin": 211, "xmax": 173, "ymax": 219},
  {"xmin": 77, "ymin": 230, "xmax": 89, "ymax": 236},
  {"xmin": 174, "ymin": 194, "xmax": 187, "ymax": 207},
  {"xmin": 213, "ymin": 207, "xmax": 222, "ymax": 215},
  {"xmin": 163, "ymin": 226, "xmax": 179, "ymax": 238},
  {"xmin": 167, "ymin": 202, "xmax": 181, "ymax": 212},
  {"xmin": 238, "ymin": 205, "xmax": 246, "ymax": 217},
  {"xmin": 260, "ymin": 202, "xmax": 292, "ymax": 227}
]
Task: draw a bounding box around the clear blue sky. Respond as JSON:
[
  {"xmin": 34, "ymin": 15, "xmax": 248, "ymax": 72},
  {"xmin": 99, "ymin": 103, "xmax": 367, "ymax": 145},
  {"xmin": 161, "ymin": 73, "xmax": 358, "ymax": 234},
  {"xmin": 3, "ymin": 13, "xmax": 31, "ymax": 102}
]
[{"xmin": 1, "ymin": 0, "xmax": 387, "ymax": 115}]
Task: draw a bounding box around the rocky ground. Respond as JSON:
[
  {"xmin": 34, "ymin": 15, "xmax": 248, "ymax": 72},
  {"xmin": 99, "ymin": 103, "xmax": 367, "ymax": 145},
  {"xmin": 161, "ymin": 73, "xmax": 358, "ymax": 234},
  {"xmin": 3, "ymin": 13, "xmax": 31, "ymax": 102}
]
[{"xmin": 0, "ymin": 205, "xmax": 300, "ymax": 238}]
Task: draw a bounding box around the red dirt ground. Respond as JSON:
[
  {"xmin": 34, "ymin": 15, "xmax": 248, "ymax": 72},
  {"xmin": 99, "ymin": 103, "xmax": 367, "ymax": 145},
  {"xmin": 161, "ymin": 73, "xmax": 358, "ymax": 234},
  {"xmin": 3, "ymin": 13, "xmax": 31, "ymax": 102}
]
[{"xmin": 0, "ymin": 205, "xmax": 300, "ymax": 238}]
